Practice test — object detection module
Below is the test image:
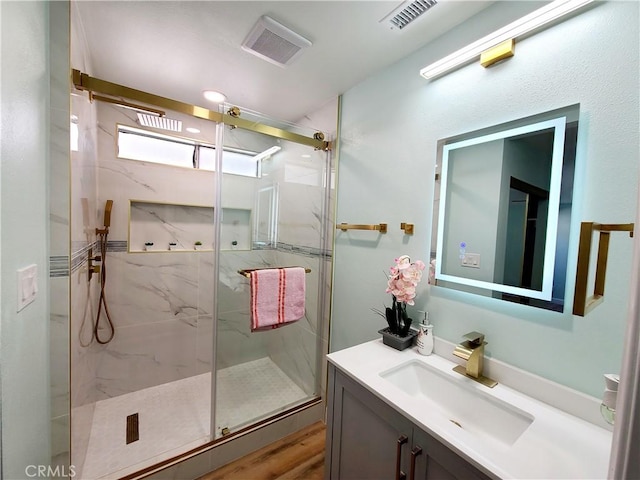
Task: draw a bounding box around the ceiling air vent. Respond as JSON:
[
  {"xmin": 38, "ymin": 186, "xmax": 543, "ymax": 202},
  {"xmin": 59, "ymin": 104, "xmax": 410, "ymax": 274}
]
[
  {"xmin": 136, "ymin": 113, "xmax": 182, "ymax": 132},
  {"xmin": 241, "ymin": 15, "xmax": 312, "ymax": 67},
  {"xmin": 381, "ymin": 0, "xmax": 438, "ymax": 31}
]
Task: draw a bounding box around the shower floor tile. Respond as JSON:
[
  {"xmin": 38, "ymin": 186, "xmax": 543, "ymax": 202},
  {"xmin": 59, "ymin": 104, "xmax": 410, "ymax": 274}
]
[{"xmin": 79, "ymin": 357, "xmax": 308, "ymax": 480}]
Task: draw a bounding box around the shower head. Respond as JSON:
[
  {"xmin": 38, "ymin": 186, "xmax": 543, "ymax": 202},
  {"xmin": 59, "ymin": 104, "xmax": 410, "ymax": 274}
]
[
  {"xmin": 136, "ymin": 112, "xmax": 182, "ymax": 132},
  {"xmin": 103, "ymin": 200, "xmax": 113, "ymax": 228}
]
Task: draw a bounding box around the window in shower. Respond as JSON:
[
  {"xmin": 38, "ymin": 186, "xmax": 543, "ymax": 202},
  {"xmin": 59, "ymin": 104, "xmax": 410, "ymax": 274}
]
[{"xmin": 117, "ymin": 125, "xmax": 260, "ymax": 177}]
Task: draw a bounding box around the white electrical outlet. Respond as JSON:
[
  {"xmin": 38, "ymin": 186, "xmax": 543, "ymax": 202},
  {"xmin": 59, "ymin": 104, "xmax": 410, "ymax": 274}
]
[
  {"xmin": 17, "ymin": 264, "xmax": 38, "ymax": 312},
  {"xmin": 460, "ymin": 253, "xmax": 480, "ymax": 268}
]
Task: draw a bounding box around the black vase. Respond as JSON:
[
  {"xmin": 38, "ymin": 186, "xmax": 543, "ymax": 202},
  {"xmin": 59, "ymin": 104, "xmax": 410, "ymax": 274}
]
[
  {"xmin": 378, "ymin": 327, "xmax": 418, "ymax": 351},
  {"xmin": 385, "ymin": 296, "xmax": 413, "ymax": 336}
]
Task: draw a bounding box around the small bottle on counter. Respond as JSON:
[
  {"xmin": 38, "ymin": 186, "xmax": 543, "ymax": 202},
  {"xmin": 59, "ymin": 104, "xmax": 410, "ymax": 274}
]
[{"xmin": 416, "ymin": 311, "xmax": 434, "ymax": 356}]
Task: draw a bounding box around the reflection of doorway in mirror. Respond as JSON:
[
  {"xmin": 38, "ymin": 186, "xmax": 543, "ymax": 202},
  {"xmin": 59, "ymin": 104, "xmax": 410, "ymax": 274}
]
[{"xmin": 504, "ymin": 177, "xmax": 549, "ymax": 292}]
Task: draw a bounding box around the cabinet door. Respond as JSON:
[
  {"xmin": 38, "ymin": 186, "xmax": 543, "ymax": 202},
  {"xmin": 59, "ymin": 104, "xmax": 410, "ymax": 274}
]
[
  {"xmin": 411, "ymin": 428, "xmax": 492, "ymax": 480},
  {"xmin": 327, "ymin": 366, "xmax": 414, "ymax": 480}
]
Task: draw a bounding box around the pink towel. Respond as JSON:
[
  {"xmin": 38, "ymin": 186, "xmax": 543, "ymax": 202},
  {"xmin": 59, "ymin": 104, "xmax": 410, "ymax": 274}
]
[{"xmin": 250, "ymin": 267, "xmax": 306, "ymax": 331}]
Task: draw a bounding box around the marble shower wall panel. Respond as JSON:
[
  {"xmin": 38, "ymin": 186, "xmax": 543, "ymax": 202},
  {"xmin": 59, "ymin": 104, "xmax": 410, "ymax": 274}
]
[
  {"xmin": 94, "ymin": 317, "xmax": 199, "ymax": 399},
  {"xmin": 278, "ymin": 183, "xmax": 325, "ymax": 248},
  {"xmin": 100, "ymin": 252, "xmax": 199, "ymax": 328}
]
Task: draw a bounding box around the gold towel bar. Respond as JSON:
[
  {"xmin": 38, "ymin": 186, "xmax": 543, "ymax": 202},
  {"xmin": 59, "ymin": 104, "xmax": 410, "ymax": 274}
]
[
  {"xmin": 336, "ymin": 223, "xmax": 387, "ymax": 233},
  {"xmin": 238, "ymin": 267, "xmax": 312, "ymax": 278},
  {"xmin": 573, "ymin": 222, "xmax": 635, "ymax": 316}
]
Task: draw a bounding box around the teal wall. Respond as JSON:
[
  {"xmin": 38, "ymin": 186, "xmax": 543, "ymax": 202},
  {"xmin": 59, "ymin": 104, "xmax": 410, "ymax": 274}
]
[
  {"xmin": 331, "ymin": 1, "xmax": 639, "ymax": 398},
  {"xmin": 1, "ymin": 1, "xmax": 52, "ymax": 477}
]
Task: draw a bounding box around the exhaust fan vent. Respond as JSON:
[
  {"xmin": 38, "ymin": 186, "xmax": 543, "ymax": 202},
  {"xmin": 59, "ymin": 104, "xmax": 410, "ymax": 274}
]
[
  {"xmin": 242, "ymin": 16, "xmax": 312, "ymax": 67},
  {"xmin": 382, "ymin": 0, "xmax": 438, "ymax": 31},
  {"xmin": 136, "ymin": 113, "xmax": 182, "ymax": 132}
]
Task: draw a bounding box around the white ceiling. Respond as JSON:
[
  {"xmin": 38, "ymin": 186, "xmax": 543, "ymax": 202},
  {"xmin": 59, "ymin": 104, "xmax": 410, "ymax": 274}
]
[{"xmin": 75, "ymin": 1, "xmax": 495, "ymax": 125}]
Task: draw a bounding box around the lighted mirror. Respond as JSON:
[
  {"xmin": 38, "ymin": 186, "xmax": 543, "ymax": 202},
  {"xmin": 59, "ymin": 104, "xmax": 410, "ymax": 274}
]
[{"xmin": 431, "ymin": 105, "xmax": 579, "ymax": 312}]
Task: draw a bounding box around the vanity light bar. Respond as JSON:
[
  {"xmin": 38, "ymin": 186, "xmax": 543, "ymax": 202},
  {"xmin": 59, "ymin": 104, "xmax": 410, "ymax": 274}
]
[{"xmin": 419, "ymin": 0, "xmax": 593, "ymax": 80}]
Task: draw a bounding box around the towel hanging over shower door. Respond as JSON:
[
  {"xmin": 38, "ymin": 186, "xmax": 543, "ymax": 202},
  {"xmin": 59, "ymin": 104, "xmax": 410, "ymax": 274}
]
[{"xmin": 249, "ymin": 267, "xmax": 305, "ymax": 331}]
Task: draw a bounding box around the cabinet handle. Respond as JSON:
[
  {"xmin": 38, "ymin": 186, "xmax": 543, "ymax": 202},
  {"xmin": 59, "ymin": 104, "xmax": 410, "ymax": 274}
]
[
  {"xmin": 410, "ymin": 445, "xmax": 423, "ymax": 480},
  {"xmin": 396, "ymin": 435, "xmax": 408, "ymax": 480}
]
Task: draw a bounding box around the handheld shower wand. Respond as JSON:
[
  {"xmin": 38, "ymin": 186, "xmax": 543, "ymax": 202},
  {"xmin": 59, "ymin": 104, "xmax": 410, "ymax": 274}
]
[
  {"xmin": 97, "ymin": 199, "xmax": 113, "ymax": 234},
  {"xmin": 91, "ymin": 200, "xmax": 115, "ymax": 344}
]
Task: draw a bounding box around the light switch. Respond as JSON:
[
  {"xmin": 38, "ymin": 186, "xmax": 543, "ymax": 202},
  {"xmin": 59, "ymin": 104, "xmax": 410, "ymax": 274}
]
[
  {"xmin": 17, "ymin": 264, "xmax": 38, "ymax": 312},
  {"xmin": 460, "ymin": 253, "xmax": 480, "ymax": 268}
]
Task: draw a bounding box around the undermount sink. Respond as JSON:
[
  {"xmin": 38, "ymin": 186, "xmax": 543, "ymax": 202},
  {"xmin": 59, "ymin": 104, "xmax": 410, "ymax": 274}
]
[{"xmin": 379, "ymin": 360, "xmax": 534, "ymax": 447}]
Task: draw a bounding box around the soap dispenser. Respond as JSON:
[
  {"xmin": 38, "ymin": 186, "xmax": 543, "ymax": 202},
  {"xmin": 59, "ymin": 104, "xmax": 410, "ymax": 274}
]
[
  {"xmin": 416, "ymin": 311, "xmax": 434, "ymax": 356},
  {"xmin": 601, "ymin": 373, "xmax": 619, "ymax": 425}
]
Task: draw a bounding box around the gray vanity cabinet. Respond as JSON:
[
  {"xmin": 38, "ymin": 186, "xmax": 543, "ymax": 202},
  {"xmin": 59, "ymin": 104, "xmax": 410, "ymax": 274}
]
[{"xmin": 325, "ymin": 364, "xmax": 493, "ymax": 480}]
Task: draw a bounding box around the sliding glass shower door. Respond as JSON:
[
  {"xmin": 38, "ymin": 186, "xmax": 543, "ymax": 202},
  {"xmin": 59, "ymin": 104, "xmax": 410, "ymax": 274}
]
[{"xmin": 214, "ymin": 119, "xmax": 330, "ymax": 438}]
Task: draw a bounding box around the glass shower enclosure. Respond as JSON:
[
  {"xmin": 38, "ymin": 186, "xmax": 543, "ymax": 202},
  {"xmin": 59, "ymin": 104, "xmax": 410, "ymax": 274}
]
[{"xmin": 69, "ymin": 80, "xmax": 331, "ymax": 478}]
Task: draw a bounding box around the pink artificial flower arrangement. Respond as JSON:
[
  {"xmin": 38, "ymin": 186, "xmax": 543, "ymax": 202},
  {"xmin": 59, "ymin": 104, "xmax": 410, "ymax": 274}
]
[
  {"xmin": 374, "ymin": 255, "xmax": 426, "ymax": 336},
  {"xmin": 386, "ymin": 255, "xmax": 426, "ymax": 305}
]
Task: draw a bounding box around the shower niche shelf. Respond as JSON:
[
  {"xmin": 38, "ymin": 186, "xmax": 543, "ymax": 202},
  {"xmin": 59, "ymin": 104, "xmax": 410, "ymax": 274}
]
[{"xmin": 129, "ymin": 200, "xmax": 251, "ymax": 253}]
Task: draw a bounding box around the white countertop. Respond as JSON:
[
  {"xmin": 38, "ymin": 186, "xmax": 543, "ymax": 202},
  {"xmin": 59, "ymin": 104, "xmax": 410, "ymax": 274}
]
[{"xmin": 327, "ymin": 339, "xmax": 613, "ymax": 480}]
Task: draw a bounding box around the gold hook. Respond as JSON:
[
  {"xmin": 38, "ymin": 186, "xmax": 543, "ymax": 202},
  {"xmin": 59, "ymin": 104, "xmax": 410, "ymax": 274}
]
[{"xmin": 400, "ymin": 223, "xmax": 414, "ymax": 235}]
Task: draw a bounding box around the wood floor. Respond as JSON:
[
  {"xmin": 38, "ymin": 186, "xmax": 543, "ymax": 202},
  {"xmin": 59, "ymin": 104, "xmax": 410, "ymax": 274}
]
[{"xmin": 198, "ymin": 421, "xmax": 326, "ymax": 480}]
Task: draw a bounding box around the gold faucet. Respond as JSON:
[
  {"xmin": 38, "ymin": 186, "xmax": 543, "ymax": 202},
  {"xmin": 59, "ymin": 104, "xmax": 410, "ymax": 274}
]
[{"xmin": 452, "ymin": 331, "xmax": 497, "ymax": 388}]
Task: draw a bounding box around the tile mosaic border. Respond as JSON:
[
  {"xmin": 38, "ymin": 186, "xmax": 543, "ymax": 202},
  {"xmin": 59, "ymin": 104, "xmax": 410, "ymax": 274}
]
[{"xmin": 52, "ymin": 240, "xmax": 331, "ymax": 278}]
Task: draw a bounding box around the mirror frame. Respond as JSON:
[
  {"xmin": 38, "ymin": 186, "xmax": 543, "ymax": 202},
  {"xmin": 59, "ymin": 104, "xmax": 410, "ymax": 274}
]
[{"xmin": 432, "ymin": 105, "xmax": 579, "ymax": 311}]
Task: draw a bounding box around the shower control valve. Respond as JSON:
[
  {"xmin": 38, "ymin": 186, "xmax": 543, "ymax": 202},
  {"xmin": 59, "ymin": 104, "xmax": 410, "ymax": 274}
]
[{"xmin": 87, "ymin": 248, "xmax": 102, "ymax": 282}]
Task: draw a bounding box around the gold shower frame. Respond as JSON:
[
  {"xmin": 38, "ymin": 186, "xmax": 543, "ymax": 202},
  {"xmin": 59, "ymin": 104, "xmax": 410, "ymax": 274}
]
[{"xmin": 71, "ymin": 69, "xmax": 331, "ymax": 151}]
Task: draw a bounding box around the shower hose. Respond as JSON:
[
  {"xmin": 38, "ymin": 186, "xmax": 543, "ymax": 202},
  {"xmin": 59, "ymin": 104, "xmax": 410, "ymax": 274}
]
[{"xmin": 94, "ymin": 229, "xmax": 115, "ymax": 344}]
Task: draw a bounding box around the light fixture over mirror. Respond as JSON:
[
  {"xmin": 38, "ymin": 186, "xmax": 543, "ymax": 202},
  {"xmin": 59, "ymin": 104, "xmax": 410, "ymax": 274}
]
[{"xmin": 431, "ymin": 104, "xmax": 579, "ymax": 312}]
